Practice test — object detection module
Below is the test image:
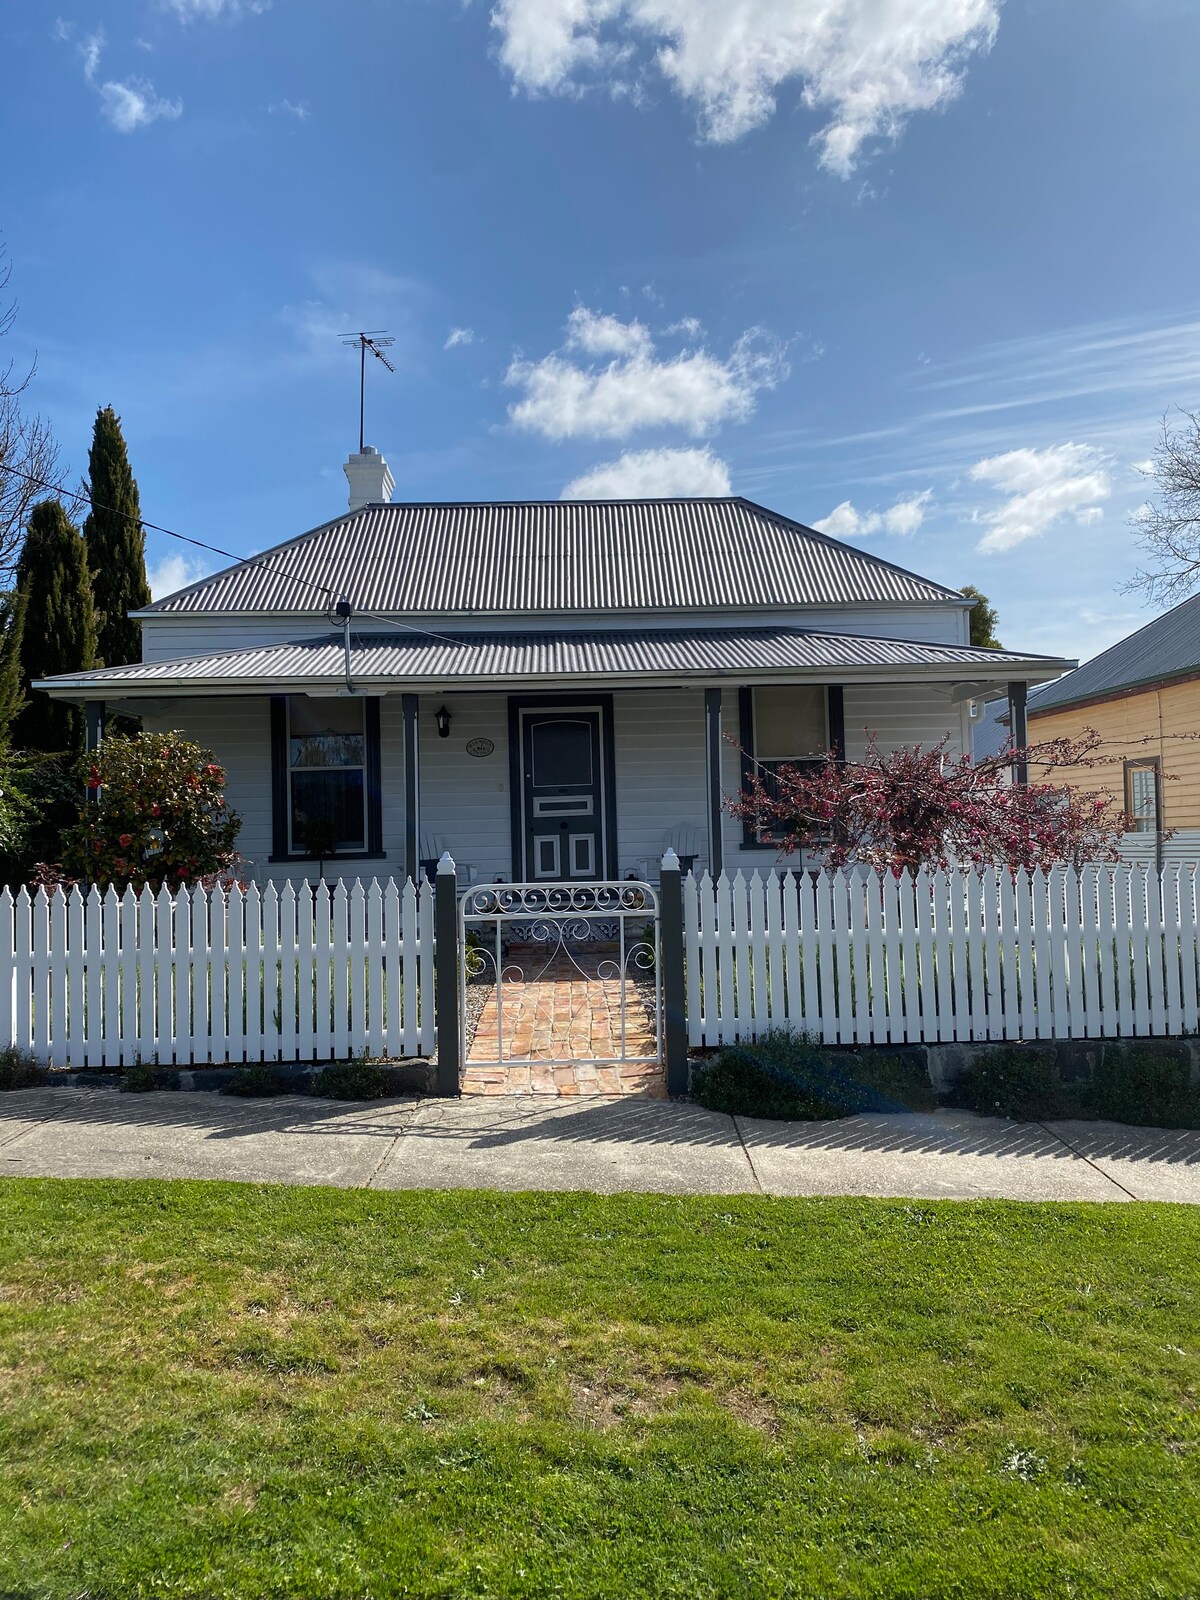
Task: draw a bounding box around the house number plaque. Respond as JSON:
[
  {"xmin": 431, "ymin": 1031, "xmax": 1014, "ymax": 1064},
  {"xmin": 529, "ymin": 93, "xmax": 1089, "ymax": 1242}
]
[{"xmin": 466, "ymin": 737, "xmax": 495, "ymax": 758}]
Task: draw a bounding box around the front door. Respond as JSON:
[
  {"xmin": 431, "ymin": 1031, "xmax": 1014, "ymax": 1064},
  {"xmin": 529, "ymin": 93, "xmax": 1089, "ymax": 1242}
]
[{"xmin": 521, "ymin": 711, "xmax": 605, "ymax": 880}]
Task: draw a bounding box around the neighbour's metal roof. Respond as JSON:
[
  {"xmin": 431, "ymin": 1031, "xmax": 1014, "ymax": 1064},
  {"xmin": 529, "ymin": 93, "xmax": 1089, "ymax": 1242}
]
[
  {"xmin": 139, "ymin": 498, "xmax": 966, "ymax": 617},
  {"xmin": 1029, "ymin": 592, "xmax": 1200, "ymax": 713},
  {"xmin": 38, "ymin": 626, "xmax": 1071, "ymax": 697},
  {"xmin": 970, "ymin": 695, "xmax": 1012, "ymax": 761}
]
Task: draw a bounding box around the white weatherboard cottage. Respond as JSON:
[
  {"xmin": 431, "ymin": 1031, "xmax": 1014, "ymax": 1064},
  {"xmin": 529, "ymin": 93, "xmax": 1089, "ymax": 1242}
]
[{"xmin": 39, "ymin": 448, "xmax": 1073, "ymax": 887}]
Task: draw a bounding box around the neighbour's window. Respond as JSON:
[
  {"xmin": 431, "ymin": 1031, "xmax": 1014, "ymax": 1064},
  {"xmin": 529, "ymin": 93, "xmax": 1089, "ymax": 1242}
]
[
  {"xmin": 1124, "ymin": 759, "xmax": 1160, "ymax": 834},
  {"xmin": 288, "ymin": 697, "xmax": 368, "ymax": 854}
]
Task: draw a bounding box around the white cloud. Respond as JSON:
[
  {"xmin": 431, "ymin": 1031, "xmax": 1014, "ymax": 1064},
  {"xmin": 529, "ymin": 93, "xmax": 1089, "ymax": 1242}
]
[
  {"xmin": 1131, "ymin": 458, "xmax": 1155, "ymax": 475},
  {"xmin": 444, "ymin": 326, "xmax": 475, "ymax": 350},
  {"xmin": 268, "ymin": 98, "xmax": 309, "ymax": 120},
  {"xmin": 813, "ymin": 490, "xmax": 931, "ymax": 538},
  {"xmin": 79, "ymin": 28, "xmax": 104, "ymax": 80},
  {"xmin": 147, "ymin": 552, "xmax": 209, "ymax": 600},
  {"xmin": 162, "ymin": 0, "xmax": 270, "ymax": 19},
  {"xmin": 562, "ymin": 446, "xmax": 732, "ymax": 499},
  {"xmin": 970, "ymin": 443, "xmax": 1112, "ymax": 554},
  {"xmin": 75, "ymin": 28, "xmax": 182, "ymax": 131},
  {"xmin": 97, "ymin": 78, "xmax": 183, "ymax": 131},
  {"xmin": 506, "ymin": 307, "xmax": 787, "ymax": 441},
  {"xmin": 490, "ymin": 0, "xmax": 999, "ymax": 176},
  {"xmin": 565, "ymin": 305, "xmax": 652, "ymax": 359}
]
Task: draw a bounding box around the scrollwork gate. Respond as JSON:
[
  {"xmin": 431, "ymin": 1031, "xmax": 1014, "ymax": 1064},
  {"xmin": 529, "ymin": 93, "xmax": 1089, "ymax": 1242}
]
[{"xmin": 458, "ymin": 880, "xmax": 661, "ymax": 1071}]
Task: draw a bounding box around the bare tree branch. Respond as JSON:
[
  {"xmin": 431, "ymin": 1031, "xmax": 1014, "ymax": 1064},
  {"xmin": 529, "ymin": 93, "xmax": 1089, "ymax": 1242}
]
[
  {"xmin": 0, "ymin": 239, "xmax": 62, "ymax": 577},
  {"xmin": 1126, "ymin": 408, "xmax": 1200, "ymax": 605}
]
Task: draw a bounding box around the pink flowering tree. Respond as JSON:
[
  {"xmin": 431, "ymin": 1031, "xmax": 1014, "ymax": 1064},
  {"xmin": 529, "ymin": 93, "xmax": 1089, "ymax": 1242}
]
[
  {"xmin": 51, "ymin": 732, "xmax": 242, "ymax": 892},
  {"xmin": 729, "ymin": 731, "xmax": 1131, "ymax": 874}
]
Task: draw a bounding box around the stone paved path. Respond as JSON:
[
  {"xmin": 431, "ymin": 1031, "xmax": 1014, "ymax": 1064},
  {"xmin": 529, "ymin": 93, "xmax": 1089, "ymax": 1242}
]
[{"xmin": 462, "ymin": 947, "xmax": 663, "ymax": 1098}]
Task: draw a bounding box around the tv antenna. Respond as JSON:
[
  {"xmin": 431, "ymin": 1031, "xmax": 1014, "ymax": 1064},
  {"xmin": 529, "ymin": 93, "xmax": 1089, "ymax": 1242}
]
[{"xmin": 340, "ymin": 330, "xmax": 396, "ymax": 453}]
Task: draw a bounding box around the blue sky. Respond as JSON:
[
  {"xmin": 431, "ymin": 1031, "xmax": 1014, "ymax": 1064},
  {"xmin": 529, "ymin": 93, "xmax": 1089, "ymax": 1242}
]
[{"xmin": 4, "ymin": 0, "xmax": 1200, "ymax": 663}]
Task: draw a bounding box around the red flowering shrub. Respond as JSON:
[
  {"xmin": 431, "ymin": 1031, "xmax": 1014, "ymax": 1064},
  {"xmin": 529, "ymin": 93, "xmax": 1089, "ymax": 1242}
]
[
  {"xmin": 730, "ymin": 731, "xmax": 1131, "ymax": 873},
  {"xmin": 53, "ymin": 732, "xmax": 242, "ymax": 892}
]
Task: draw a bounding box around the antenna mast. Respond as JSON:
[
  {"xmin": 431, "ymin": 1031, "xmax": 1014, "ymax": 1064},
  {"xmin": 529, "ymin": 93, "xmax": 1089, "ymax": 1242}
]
[{"xmin": 340, "ymin": 330, "xmax": 396, "ymax": 453}]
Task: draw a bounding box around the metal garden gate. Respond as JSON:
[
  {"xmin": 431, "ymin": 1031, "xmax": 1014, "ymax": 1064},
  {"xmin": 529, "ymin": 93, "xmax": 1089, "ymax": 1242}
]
[{"xmin": 457, "ymin": 879, "xmax": 661, "ymax": 1070}]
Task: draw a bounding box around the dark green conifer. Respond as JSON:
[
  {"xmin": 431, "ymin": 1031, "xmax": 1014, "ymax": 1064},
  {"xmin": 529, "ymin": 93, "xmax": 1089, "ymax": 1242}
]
[
  {"xmin": 83, "ymin": 405, "xmax": 151, "ymax": 668},
  {"xmin": 11, "ymin": 499, "xmax": 98, "ymax": 756},
  {"xmin": 0, "ymin": 586, "xmax": 28, "ymax": 739}
]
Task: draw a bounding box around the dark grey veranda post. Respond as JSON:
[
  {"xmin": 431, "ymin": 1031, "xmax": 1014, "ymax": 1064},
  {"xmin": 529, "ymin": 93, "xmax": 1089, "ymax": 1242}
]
[
  {"xmin": 434, "ymin": 851, "xmax": 461, "ymax": 1096},
  {"xmin": 1007, "ymin": 680, "xmax": 1028, "ymax": 786},
  {"xmin": 84, "ymin": 700, "xmax": 106, "ymax": 753},
  {"xmin": 659, "ymin": 848, "xmax": 688, "ymax": 1096}
]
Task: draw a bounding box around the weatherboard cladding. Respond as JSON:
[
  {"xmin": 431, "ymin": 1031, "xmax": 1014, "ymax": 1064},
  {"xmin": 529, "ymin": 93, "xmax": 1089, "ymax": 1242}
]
[
  {"xmin": 142, "ymin": 498, "xmax": 964, "ymax": 617},
  {"xmin": 50, "ymin": 627, "xmax": 1061, "ymax": 689},
  {"xmin": 1030, "ymin": 591, "xmax": 1200, "ymax": 712}
]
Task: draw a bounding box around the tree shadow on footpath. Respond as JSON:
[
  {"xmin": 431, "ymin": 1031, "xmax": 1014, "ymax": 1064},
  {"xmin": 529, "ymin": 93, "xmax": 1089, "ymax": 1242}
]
[
  {"xmin": 735, "ymin": 1109, "xmax": 1200, "ymax": 1168},
  {"xmin": 421, "ymin": 1098, "xmax": 1200, "ymax": 1168},
  {"xmin": 0, "ymin": 1085, "xmax": 418, "ymax": 1144},
  {"xmin": 5, "ymin": 1088, "xmax": 1200, "ymax": 1169}
]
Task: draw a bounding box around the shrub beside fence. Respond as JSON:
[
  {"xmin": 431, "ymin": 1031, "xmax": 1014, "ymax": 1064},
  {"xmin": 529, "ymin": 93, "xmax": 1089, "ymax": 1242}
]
[
  {"xmin": 683, "ymin": 864, "xmax": 1200, "ymax": 1049},
  {"xmin": 0, "ymin": 878, "xmax": 435, "ymax": 1068}
]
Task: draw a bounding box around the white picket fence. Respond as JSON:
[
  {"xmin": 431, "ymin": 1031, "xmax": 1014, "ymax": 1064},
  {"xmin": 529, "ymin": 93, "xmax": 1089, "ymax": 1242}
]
[
  {"xmin": 0, "ymin": 878, "xmax": 435, "ymax": 1068},
  {"xmin": 683, "ymin": 864, "xmax": 1200, "ymax": 1048}
]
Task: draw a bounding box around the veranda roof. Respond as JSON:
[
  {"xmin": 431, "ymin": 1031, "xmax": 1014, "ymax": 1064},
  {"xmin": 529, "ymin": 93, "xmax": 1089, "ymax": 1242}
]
[{"xmin": 37, "ymin": 626, "xmax": 1074, "ymax": 699}]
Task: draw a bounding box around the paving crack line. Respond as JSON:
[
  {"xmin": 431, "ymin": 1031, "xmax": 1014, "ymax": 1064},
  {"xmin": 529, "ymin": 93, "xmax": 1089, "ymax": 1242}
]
[
  {"xmin": 732, "ymin": 1116, "xmax": 766, "ymax": 1194},
  {"xmin": 1037, "ymin": 1121, "xmax": 1141, "ymax": 1201},
  {"xmin": 361, "ymin": 1107, "xmax": 420, "ymax": 1188}
]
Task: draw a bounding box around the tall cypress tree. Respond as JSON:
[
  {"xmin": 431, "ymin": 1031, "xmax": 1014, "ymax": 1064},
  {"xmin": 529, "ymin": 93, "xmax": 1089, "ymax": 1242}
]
[
  {"xmin": 11, "ymin": 500, "xmax": 98, "ymax": 756},
  {"xmin": 83, "ymin": 405, "xmax": 151, "ymax": 668},
  {"xmin": 0, "ymin": 586, "xmax": 28, "ymax": 740}
]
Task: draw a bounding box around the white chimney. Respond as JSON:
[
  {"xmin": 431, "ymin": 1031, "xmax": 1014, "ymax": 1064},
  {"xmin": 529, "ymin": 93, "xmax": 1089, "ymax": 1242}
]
[{"xmin": 343, "ymin": 446, "xmax": 394, "ymax": 511}]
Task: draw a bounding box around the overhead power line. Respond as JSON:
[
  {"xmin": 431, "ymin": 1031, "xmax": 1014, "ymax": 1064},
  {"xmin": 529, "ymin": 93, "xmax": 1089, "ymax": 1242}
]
[
  {"xmin": 1, "ymin": 461, "xmax": 344, "ymax": 607},
  {"xmin": 0, "ymin": 460, "xmax": 472, "ymax": 650}
]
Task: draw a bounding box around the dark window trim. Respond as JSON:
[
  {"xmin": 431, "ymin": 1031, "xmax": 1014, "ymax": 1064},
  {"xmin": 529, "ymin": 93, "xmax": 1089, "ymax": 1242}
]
[
  {"xmin": 507, "ymin": 693, "xmax": 618, "ymax": 881},
  {"xmin": 270, "ymin": 694, "xmax": 383, "ymax": 862},
  {"xmin": 365, "ymin": 698, "xmax": 383, "ymax": 856},
  {"xmin": 1123, "ymin": 755, "xmax": 1162, "ymax": 834},
  {"xmin": 739, "ymin": 684, "xmax": 843, "ymax": 851}
]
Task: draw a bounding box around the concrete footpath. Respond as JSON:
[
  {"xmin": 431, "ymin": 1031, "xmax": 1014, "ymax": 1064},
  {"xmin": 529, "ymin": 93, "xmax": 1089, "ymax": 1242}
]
[{"xmin": 3, "ymin": 1087, "xmax": 1200, "ymax": 1201}]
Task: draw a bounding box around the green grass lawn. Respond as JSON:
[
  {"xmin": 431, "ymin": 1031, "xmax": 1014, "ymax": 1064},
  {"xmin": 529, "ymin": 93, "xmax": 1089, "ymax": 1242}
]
[{"xmin": 1, "ymin": 1183, "xmax": 1198, "ymax": 1599}]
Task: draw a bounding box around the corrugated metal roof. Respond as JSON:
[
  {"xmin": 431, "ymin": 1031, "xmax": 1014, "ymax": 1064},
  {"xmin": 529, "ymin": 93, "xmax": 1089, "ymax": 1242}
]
[
  {"xmin": 38, "ymin": 626, "xmax": 1070, "ymax": 693},
  {"xmin": 1030, "ymin": 593, "xmax": 1200, "ymax": 712},
  {"xmin": 140, "ymin": 498, "xmax": 966, "ymax": 616}
]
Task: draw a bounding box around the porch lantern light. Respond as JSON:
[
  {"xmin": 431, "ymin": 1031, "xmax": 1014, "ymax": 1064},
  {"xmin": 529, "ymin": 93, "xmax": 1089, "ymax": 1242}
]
[{"xmin": 435, "ymin": 704, "xmax": 452, "ymax": 739}]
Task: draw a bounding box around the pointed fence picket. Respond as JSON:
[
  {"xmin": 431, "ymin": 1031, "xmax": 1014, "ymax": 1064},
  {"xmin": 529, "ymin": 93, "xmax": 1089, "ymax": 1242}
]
[
  {"xmin": 683, "ymin": 864, "xmax": 1200, "ymax": 1050},
  {"xmin": 0, "ymin": 876, "xmax": 436, "ymax": 1067}
]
